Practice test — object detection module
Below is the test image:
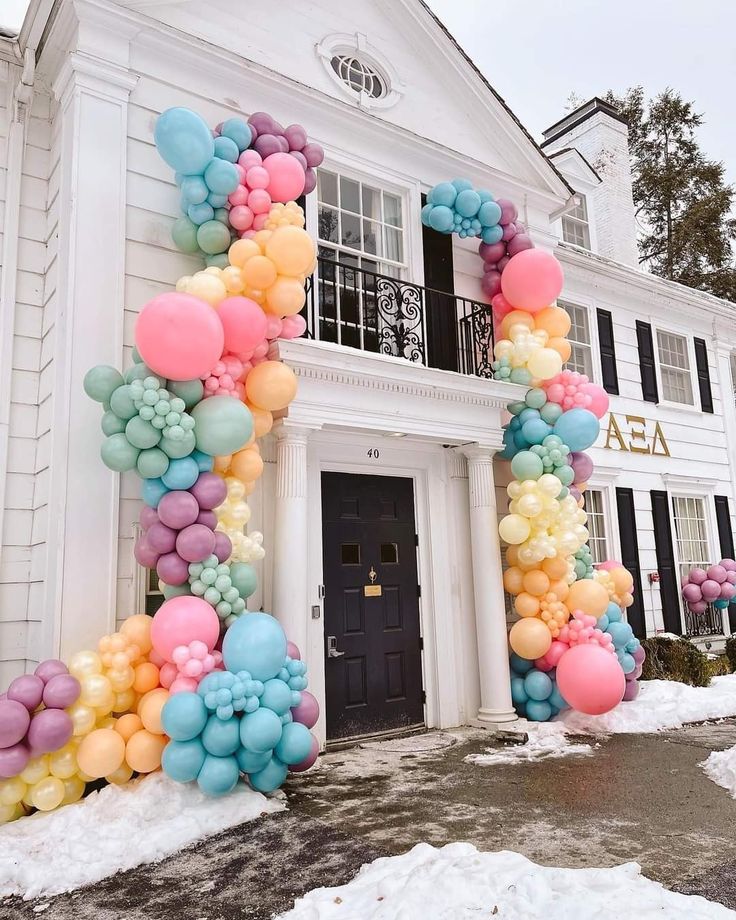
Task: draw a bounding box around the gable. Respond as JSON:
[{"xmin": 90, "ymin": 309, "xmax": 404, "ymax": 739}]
[{"xmin": 548, "ymin": 148, "xmax": 601, "ymax": 190}]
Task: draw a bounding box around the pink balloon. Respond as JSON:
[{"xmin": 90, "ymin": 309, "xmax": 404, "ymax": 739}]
[
  {"xmin": 501, "ymin": 223, "xmax": 517, "ymax": 242},
  {"xmin": 0, "ymin": 742, "xmax": 30, "ymax": 778},
  {"xmin": 291, "ymin": 690, "xmax": 319, "ymax": 729},
  {"xmin": 555, "ymin": 644, "xmax": 625, "ymax": 715},
  {"xmin": 683, "ymin": 582, "xmax": 703, "ymax": 604},
  {"xmin": 34, "ymin": 659, "xmax": 68, "ymax": 684},
  {"xmin": 262, "ymin": 152, "xmax": 306, "ymax": 203},
  {"xmin": 301, "ymin": 143, "xmax": 324, "ymax": 168},
  {"xmin": 535, "ymin": 640, "xmax": 568, "ymax": 672},
  {"xmin": 286, "ymin": 641, "xmax": 301, "ymax": 660},
  {"xmin": 228, "ymin": 185, "xmax": 249, "ymax": 207},
  {"xmin": 197, "ymin": 510, "xmax": 217, "ymax": 529},
  {"xmin": 135, "ymin": 293, "xmax": 225, "ymax": 382},
  {"xmin": 701, "ymin": 579, "xmax": 721, "ymax": 602},
  {"xmin": 176, "ymin": 524, "xmax": 216, "ymax": 563},
  {"xmin": 7, "ymin": 674, "xmax": 44, "ymax": 711},
  {"xmin": 135, "ymin": 536, "xmax": 161, "ymax": 569},
  {"xmin": 264, "ymin": 315, "xmax": 283, "ymax": 339},
  {"xmin": 245, "ymin": 166, "xmax": 270, "ymax": 190},
  {"xmin": 42, "ymin": 674, "xmax": 81, "ymax": 709},
  {"xmin": 303, "ymin": 167, "xmax": 317, "ymax": 195},
  {"xmin": 506, "ymin": 233, "xmax": 533, "ymax": 257},
  {"xmin": 229, "ymin": 205, "xmax": 254, "ymax": 231},
  {"xmin": 570, "ymin": 451, "xmax": 593, "ymax": 483},
  {"xmin": 631, "ymin": 645, "xmax": 646, "ymax": 665},
  {"xmin": 169, "ymin": 676, "xmax": 200, "ymax": 694},
  {"xmin": 147, "ymin": 521, "xmax": 178, "ymax": 554},
  {"xmin": 689, "ymin": 567, "xmax": 707, "ymax": 585},
  {"xmin": 280, "ymin": 314, "xmax": 307, "ymax": 340},
  {"xmin": 720, "ymin": 558, "xmax": 736, "ymax": 572},
  {"xmin": 689, "ymin": 600, "xmax": 708, "ymax": 614},
  {"xmin": 707, "ymin": 565, "xmax": 728, "ymax": 585},
  {"xmin": 491, "ymin": 293, "xmax": 513, "ymax": 320},
  {"xmin": 216, "ymin": 297, "xmax": 268, "ymax": 359},
  {"xmin": 479, "ymin": 241, "xmax": 506, "ymax": 263},
  {"xmin": 158, "ymin": 491, "xmax": 200, "ymax": 530},
  {"xmin": 156, "ymin": 551, "xmax": 190, "ymax": 586},
  {"xmin": 289, "ymin": 733, "xmax": 319, "ymax": 773},
  {"xmin": 248, "ymin": 188, "xmax": 272, "ymax": 215},
  {"xmin": 238, "ymin": 149, "xmax": 262, "ymax": 169},
  {"xmin": 580, "ymin": 383, "xmax": 609, "ymax": 419},
  {"xmin": 501, "ymin": 249, "xmax": 563, "ymax": 312},
  {"xmin": 497, "ymin": 256, "xmax": 511, "ymax": 272},
  {"xmin": 213, "ymin": 531, "xmax": 232, "ymax": 563},
  {"xmin": 0, "ymin": 699, "xmax": 30, "ymax": 747},
  {"xmin": 496, "ymin": 198, "xmax": 518, "ymax": 225},
  {"xmin": 727, "ymin": 572, "xmax": 736, "ymax": 585},
  {"xmin": 190, "ymin": 472, "xmax": 228, "ymax": 510},
  {"xmin": 481, "ymin": 271, "xmax": 502, "ymax": 298},
  {"xmin": 139, "ymin": 506, "xmax": 159, "ymax": 530},
  {"xmin": 720, "ymin": 582, "xmax": 736, "ymax": 601},
  {"xmin": 622, "ymin": 679, "xmax": 640, "ymax": 702},
  {"xmin": 151, "ymin": 596, "xmax": 220, "ymax": 662}
]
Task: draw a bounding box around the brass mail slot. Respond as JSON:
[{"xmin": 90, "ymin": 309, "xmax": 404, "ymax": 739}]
[{"xmin": 364, "ymin": 585, "xmax": 382, "ymax": 597}]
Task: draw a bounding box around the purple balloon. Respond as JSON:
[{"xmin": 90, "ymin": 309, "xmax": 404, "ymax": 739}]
[
  {"xmin": 708, "ymin": 565, "xmax": 728, "ymax": 584},
  {"xmin": 701, "ymin": 579, "xmax": 721, "ymax": 602},
  {"xmin": 481, "ymin": 241, "xmax": 506, "ymax": 263},
  {"xmin": 570, "ymin": 451, "xmax": 594, "ymax": 483},
  {"xmin": 720, "ymin": 582, "xmax": 736, "ymax": 601},
  {"xmin": 176, "ymin": 523, "xmax": 216, "ymax": 563},
  {"xmin": 727, "ymin": 572, "xmax": 736, "ymax": 585},
  {"xmin": 158, "ymin": 490, "xmax": 200, "ymax": 529},
  {"xmin": 42, "ymin": 674, "xmax": 81, "ymax": 710},
  {"xmin": 622, "ymin": 679, "xmax": 640, "ymax": 702},
  {"xmin": 287, "ymin": 641, "xmax": 301, "ymax": 660},
  {"xmin": 501, "ymin": 223, "xmax": 517, "ymax": 242},
  {"xmin": 482, "ymin": 260, "xmax": 498, "ymax": 273},
  {"xmin": 301, "ymin": 142, "xmax": 324, "ymax": 168},
  {"xmin": 27, "ymin": 708, "xmax": 73, "ymax": 754},
  {"xmin": 630, "ymin": 661, "xmax": 643, "ymax": 680},
  {"xmin": 568, "ymin": 486, "xmax": 582, "ymax": 501},
  {"xmin": 496, "ymin": 198, "xmax": 518, "ymax": 226},
  {"xmin": 632, "ymin": 646, "xmax": 646, "ymax": 665},
  {"xmin": 271, "ymin": 120, "xmax": 285, "ymax": 136},
  {"xmin": 189, "ymin": 472, "xmax": 227, "ymax": 511},
  {"xmin": 197, "ymin": 510, "xmax": 218, "ymax": 529},
  {"xmin": 288, "ymin": 733, "xmax": 319, "ymax": 773},
  {"xmin": 248, "ymin": 111, "xmax": 276, "ymax": 134},
  {"xmin": 720, "ymin": 558, "xmax": 736, "ymax": 572},
  {"xmin": 7, "ymin": 674, "xmax": 44, "ymax": 711},
  {"xmin": 289, "ymin": 150, "xmax": 308, "ymax": 171},
  {"xmin": 275, "ymin": 135, "xmax": 290, "ymax": 153},
  {"xmin": 0, "ymin": 699, "xmax": 30, "ymax": 747},
  {"xmin": 147, "ymin": 521, "xmax": 178, "ymax": 554},
  {"xmin": 156, "ymin": 551, "xmax": 190, "ymax": 586},
  {"xmin": 291, "ymin": 690, "xmax": 319, "ymax": 729},
  {"xmin": 140, "ymin": 505, "xmax": 159, "ymax": 530},
  {"xmin": 683, "ymin": 582, "xmax": 703, "ymax": 604},
  {"xmin": 135, "ymin": 535, "xmax": 161, "ymax": 569},
  {"xmin": 507, "ymin": 233, "xmax": 533, "ymax": 257},
  {"xmin": 689, "ymin": 567, "xmax": 707, "ymax": 586},
  {"xmin": 0, "ymin": 742, "xmax": 30, "ymax": 778},
  {"xmin": 213, "ymin": 531, "xmax": 232, "ymax": 564},
  {"xmin": 34, "ymin": 659, "xmax": 68, "ymax": 684},
  {"xmin": 481, "ymin": 270, "xmax": 502, "ymax": 298},
  {"xmin": 284, "ymin": 124, "xmax": 307, "ymax": 150},
  {"xmin": 497, "ymin": 256, "xmax": 511, "ymax": 272},
  {"xmin": 690, "ymin": 599, "xmax": 708, "ymax": 614},
  {"xmin": 254, "ymin": 134, "xmax": 282, "ymax": 159},
  {"xmin": 303, "ymin": 167, "xmax": 317, "ymax": 195}
]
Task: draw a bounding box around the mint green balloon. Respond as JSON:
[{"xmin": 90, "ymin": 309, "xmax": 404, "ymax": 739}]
[
  {"xmin": 540, "ymin": 402, "xmax": 563, "ymax": 425},
  {"xmin": 205, "ymin": 253, "xmax": 230, "ymax": 269},
  {"xmin": 83, "ymin": 365, "xmax": 124, "ymax": 404},
  {"xmin": 137, "ymin": 447, "xmax": 169, "ymax": 479},
  {"xmin": 197, "ymin": 220, "xmax": 231, "ymax": 255},
  {"xmin": 526, "ymin": 387, "xmax": 547, "ymax": 409},
  {"xmin": 510, "ymin": 451, "xmax": 544, "ymax": 481},
  {"xmin": 556, "ymin": 464, "xmax": 575, "ymax": 487},
  {"xmin": 163, "ymin": 583, "xmax": 192, "ymax": 600},
  {"xmin": 132, "ymin": 346, "xmax": 142, "ymax": 363},
  {"xmin": 191, "ymin": 396, "xmax": 253, "ymax": 456},
  {"xmin": 213, "ymin": 208, "xmax": 230, "ymax": 224},
  {"xmin": 508, "ymin": 401, "xmax": 526, "ymax": 416},
  {"xmin": 101, "ymin": 433, "xmax": 140, "ymax": 472},
  {"xmin": 101, "ymin": 411, "xmax": 126, "ymax": 436},
  {"xmin": 509, "ymin": 368, "xmax": 532, "ymax": 386},
  {"xmin": 172, "ymin": 217, "xmax": 200, "ymax": 254},
  {"xmin": 126, "ymin": 416, "xmax": 161, "ymax": 450},
  {"xmin": 109, "ymin": 385, "xmax": 137, "ymax": 420},
  {"xmin": 230, "ymin": 562, "xmax": 257, "ymax": 598},
  {"xmin": 168, "ymin": 379, "xmax": 204, "ymax": 409},
  {"xmin": 160, "ymin": 430, "xmax": 196, "ymax": 459},
  {"xmin": 125, "ymin": 362, "xmax": 156, "ymax": 384}
]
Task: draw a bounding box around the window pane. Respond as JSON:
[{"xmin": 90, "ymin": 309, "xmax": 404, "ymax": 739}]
[
  {"xmin": 340, "ymin": 176, "xmax": 360, "ymax": 213},
  {"xmin": 658, "ymin": 331, "xmax": 689, "ymax": 370},
  {"xmin": 562, "ymin": 215, "xmax": 590, "ymax": 249},
  {"xmin": 362, "ymin": 185, "xmax": 381, "ymax": 221},
  {"xmin": 341, "ymin": 543, "xmax": 360, "ymax": 565},
  {"xmin": 362, "ymin": 218, "xmax": 381, "ymax": 255},
  {"xmin": 569, "ymin": 342, "xmax": 593, "ymax": 377},
  {"xmin": 318, "ymin": 206, "xmax": 339, "ymax": 243},
  {"xmin": 384, "ymin": 226, "xmax": 403, "ymax": 263},
  {"xmin": 318, "ymin": 170, "xmax": 338, "ymax": 206},
  {"xmin": 383, "ymin": 192, "xmax": 402, "ymax": 227},
  {"xmin": 657, "ymin": 331, "xmax": 693, "ymax": 404},
  {"xmin": 341, "ymin": 212, "xmax": 361, "ymax": 249},
  {"xmin": 380, "ymin": 543, "xmax": 399, "ymax": 564}
]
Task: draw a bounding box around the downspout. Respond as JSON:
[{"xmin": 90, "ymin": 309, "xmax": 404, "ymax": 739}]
[{"xmin": 0, "ymin": 46, "xmax": 35, "ymax": 567}]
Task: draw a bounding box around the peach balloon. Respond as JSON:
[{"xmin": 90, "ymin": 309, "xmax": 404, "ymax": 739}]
[
  {"xmin": 611, "ymin": 567, "xmax": 634, "ymax": 593},
  {"xmin": 514, "ymin": 593, "xmax": 540, "ymax": 618},
  {"xmin": 126, "ymin": 730, "xmax": 166, "ymax": 774},
  {"xmin": 506, "ymin": 545, "xmax": 519, "ymax": 567},
  {"xmin": 76, "ymin": 729, "xmax": 126, "ymax": 779},
  {"xmin": 133, "ymin": 661, "xmax": 160, "ymax": 694},
  {"xmin": 231, "ymin": 447, "xmax": 264, "ymax": 483},
  {"xmin": 245, "ymin": 360, "xmax": 298, "ymax": 411},
  {"xmin": 566, "ymin": 579, "xmax": 610, "ymax": 617},
  {"xmin": 264, "ymin": 276, "xmax": 307, "ymax": 317},
  {"xmin": 542, "ymin": 556, "xmax": 568, "ymax": 580},
  {"xmin": 247, "ymin": 403, "xmax": 273, "ymax": 438},
  {"xmin": 106, "ymin": 763, "xmax": 134, "ymax": 785},
  {"xmin": 509, "ymin": 617, "xmax": 552, "ymax": 659},
  {"xmin": 534, "ymin": 305, "xmax": 571, "ymax": 338},
  {"xmin": 264, "ymin": 226, "xmax": 315, "ymax": 276},
  {"xmin": 523, "ymin": 570, "xmax": 550, "ymax": 597},
  {"xmin": 228, "ymin": 237, "xmax": 261, "ymax": 267},
  {"xmin": 241, "ymin": 255, "xmax": 278, "ymax": 290},
  {"xmin": 503, "ymin": 567, "xmax": 525, "ymax": 595},
  {"xmin": 138, "ymin": 688, "xmax": 170, "ymax": 735},
  {"xmin": 500, "ymin": 249, "xmax": 564, "ymax": 311},
  {"xmin": 548, "ymin": 337, "xmax": 572, "ymax": 362},
  {"xmin": 500, "ymin": 310, "xmax": 535, "ymax": 339},
  {"xmin": 120, "ymin": 614, "xmax": 153, "ymax": 656},
  {"xmin": 115, "ymin": 713, "xmax": 144, "ymax": 742},
  {"xmin": 549, "ymin": 579, "xmax": 570, "ymax": 601}
]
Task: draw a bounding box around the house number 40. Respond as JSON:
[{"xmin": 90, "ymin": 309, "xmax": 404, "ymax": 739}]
[{"xmin": 367, "ymin": 448, "xmax": 380, "ymax": 459}]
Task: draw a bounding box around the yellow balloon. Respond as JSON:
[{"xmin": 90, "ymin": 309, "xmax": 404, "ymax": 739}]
[
  {"xmin": 69, "ymin": 649, "xmax": 102, "ymax": 679},
  {"xmin": 264, "ymin": 276, "xmax": 307, "ymax": 317},
  {"xmin": 264, "ymin": 226, "xmax": 315, "ymax": 276},
  {"xmin": 245, "ymin": 361, "xmax": 297, "ymax": 412},
  {"xmin": 0, "ymin": 776, "xmax": 26, "ymax": 806},
  {"xmin": 61, "ymin": 775, "xmax": 86, "ymax": 806},
  {"xmin": 31, "ymin": 775, "xmax": 65, "ymax": 812},
  {"xmin": 241, "ymin": 255, "xmax": 278, "ymax": 290},
  {"xmin": 112, "ymin": 687, "xmax": 137, "ymax": 713},
  {"xmin": 80, "ymin": 673, "xmax": 115, "ymax": 710},
  {"xmin": 76, "ymin": 729, "xmax": 126, "ymax": 779},
  {"xmin": 106, "ymin": 763, "xmax": 134, "ymax": 785},
  {"xmin": 535, "ymin": 305, "xmax": 571, "ymax": 337},
  {"xmin": 499, "ymin": 513, "xmax": 531, "ymax": 545},
  {"xmin": 20, "ymin": 755, "xmax": 50, "ymax": 785},
  {"xmin": 0, "ymin": 802, "xmax": 22, "ymax": 824},
  {"xmin": 527, "ymin": 347, "xmax": 562, "ymax": 380},
  {"xmin": 221, "ymin": 265, "xmax": 245, "ymax": 293},
  {"xmin": 566, "ymin": 579, "xmax": 610, "ymax": 617},
  {"xmin": 108, "ymin": 666, "xmax": 135, "ymax": 694},
  {"xmin": 509, "ymin": 617, "xmax": 552, "ymax": 659},
  {"xmin": 228, "ymin": 237, "xmax": 261, "ymax": 268},
  {"xmin": 49, "ymin": 743, "xmax": 78, "ymax": 780},
  {"xmin": 68, "ymin": 702, "xmax": 97, "ymax": 736},
  {"xmin": 501, "ymin": 310, "xmax": 535, "ymax": 339},
  {"xmin": 184, "ymin": 271, "xmax": 227, "ymax": 305}
]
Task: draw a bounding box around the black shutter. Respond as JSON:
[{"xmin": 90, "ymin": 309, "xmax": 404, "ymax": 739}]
[
  {"xmin": 596, "ymin": 309, "xmax": 619, "ymax": 395},
  {"xmin": 636, "ymin": 321, "xmax": 659, "ymax": 403},
  {"xmin": 421, "ymin": 193, "xmax": 458, "ymax": 372},
  {"xmin": 715, "ymin": 495, "xmax": 736, "ymax": 631},
  {"xmin": 651, "ymin": 490, "xmax": 681, "ymax": 634},
  {"xmin": 615, "ymin": 488, "xmax": 645, "ymax": 639},
  {"xmin": 693, "ymin": 337, "xmax": 714, "ymax": 413}
]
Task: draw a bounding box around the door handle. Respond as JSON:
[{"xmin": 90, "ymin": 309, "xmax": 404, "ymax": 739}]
[{"xmin": 327, "ymin": 636, "xmax": 345, "ymax": 658}]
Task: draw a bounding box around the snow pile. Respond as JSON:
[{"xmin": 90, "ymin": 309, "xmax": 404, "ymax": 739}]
[
  {"xmin": 466, "ymin": 723, "xmax": 593, "ymax": 765},
  {"xmin": 703, "ymin": 744, "xmax": 736, "ymax": 797},
  {"xmin": 0, "ymin": 772, "xmax": 285, "ymax": 900},
  {"xmin": 560, "ymin": 674, "xmax": 736, "ymax": 734},
  {"xmin": 277, "ymin": 842, "xmax": 733, "ymax": 919}
]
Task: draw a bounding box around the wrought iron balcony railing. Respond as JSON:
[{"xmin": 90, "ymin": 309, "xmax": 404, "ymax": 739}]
[
  {"xmin": 683, "ymin": 604, "xmax": 725, "ymax": 638},
  {"xmin": 303, "ymin": 256, "xmax": 494, "ymax": 378}
]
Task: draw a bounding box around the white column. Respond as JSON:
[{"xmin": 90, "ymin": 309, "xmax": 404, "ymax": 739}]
[
  {"xmin": 271, "ymin": 423, "xmax": 312, "ymax": 653},
  {"xmin": 462, "ymin": 445, "xmax": 517, "ymax": 725},
  {"xmin": 43, "ymin": 52, "xmax": 137, "ymax": 658}
]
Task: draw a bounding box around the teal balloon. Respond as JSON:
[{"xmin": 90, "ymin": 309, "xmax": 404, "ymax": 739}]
[
  {"xmin": 510, "ymin": 652, "xmax": 534, "ymax": 674},
  {"xmin": 191, "ymin": 449, "xmax": 214, "ymax": 472},
  {"xmin": 478, "ymin": 200, "xmax": 502, "ymax": 226},
  {"xmin": 180, "ymin": 175, "xmax": 209, "ymax": 206},
  {"xmin": 526, "ymin": 700, "xmax": 552, "ymax": 721},
  {"xmin": 83, "ymin": 365, "xmax": 125, "ymax": 403},
  {"xmin": 451, "ymin": 178, "xmax": 473, "ymax": 192},
  {"xmin": 204, "ymin": 158, "xmax": 239, "ymax": 195},
  {"xmin": 229, "ymin": 562, "xmax": 257, "ymax": 598},
  {"xmin": 191, "ymin": 396, "xmax": 253, "ymax": 457},
  {"xmin": 168, "ymin": 379, "xmax": 204, "ymax": 410},
  {"xmin": 511, "ymin": 451, "xmax": 544, "ymax": 481},
  {"xmin": 540, "ymin": 402, "xmax": 563, "ymax": 424},
  {"xmin": 428, "ymin": 182, "xmax": 457, "ymax": 207},
  {"xmin": 619, "ymin": 652, "xmax": 636, "ymax": 674},
  {"xmin": 160, "ymin": 430, "xmax": 196, "ymax": 460},
  {"xmin": 235, "ymin": 747, "xmax": 271, "ymax": 774},
  {"xmin": 101, "ymin": 411, "xmax": 126, "ymax": 436},
  {"xmin": 154, "ymin": 107, "xmax": 214, "ymax": 175},
  {"xmin": 548, "ymin": 686, "xmax": 568, "ymax": 711},
  {"xmin": 508, "ymin": 401, "xmax": 526, "ymax": 416},
  {"xmin": 137, "ymin": 446, "xmax": 169, "ymax": 479},
  {"xmin": 455, "ymin": 189, "xmax": 481, "ymax": 218},
  {"xmin": 101, "ymin": 433, "xmax": 140, "ymax": 472},
  {"xmin": 205, "ymin": 253, "xmax": 230, "ymax": 270},
  {"xmin": 481, "ymin": 225, "xmax": 504, "ymax": 244},
  {"xmin": 260, "ymin": 679, "xmax": 293, "ymax": 715},
  {"xmin": 162, "ymin": 738, "xmax": 206, "ymax": 782},
  {"xmin": 161, "ymin": 456, "xmax": 199, "ymax": 490},
  {"xmin": 223, "ymin": 612, "xmax": 287, "ymax": 680},
  {"xmin": 248, "ymin": 756, "xmax": 288, "ymax": 793},
  {"xmin": 213, "ymin": 135, "xmax": 239, "ymax": 163},
  {"xmin": 428, "ymin": 205, "xmax": 454, "ymax": 233},
  {"xmin": 521, "ymin": 418, "xmax": 551, "ymax": 445},
  {"xmin": 126, "ymin": 416, "xmax": 161, "ymax": 450},
  {"xmin": 597, "ymin": 614, "xmax": 610, "ymax": 631},
  {"xmin": 161, "ymin": 692, "xmax": 208, "ymax": 741},
  {"xmin": 511, "ymin": 677, "xmax": 528, "ymax": 705},
  {"xmin": 163, "ymin": 583, "xmax": 191, "ymax": 599},
  {"xmin": 132, "ymin": 346, "xmax": 142, "ymax": 363},
  {"xmin": 172, "ymin": 217, "xmax": 200, "ymax": 254},
  {"xmin": 526, "ymin": 387, "xmax": 547, "ymax": 409},
  {"xmin": 608, "ymin": 621, "xmax": 633, "ymax": 649},
  {"xmin": 196, "ymin": 754, "xmax": 240, "ymax": 796},
  {"xmin": 509, "ymin": 367, "xmax": 532, "ymax": 385},
  {"xmin": 524, "ymin": 670, "xmax": 553, "ymax": 702},
  {"xmin": 188, "ymin": 202, "xmax": 214, "ymax": 225},
  {"xmin": 555, "ymin": 464, "xmax": 575, "ymax": 487},
  {"xmin": 213, "ymin": 208, "xmax": 230, "ymax": 224},
  {"xmin": 196, "ymin": 219, "xmax": 231, "ymax": 255},
  {"xmin": 274, "ymin": 722, "xmax": 312, "ymax": 765},
  {"xmin": 220, "ymin": 118, "xmax": 252, "ymax": 151},
  {"xmin": 239, "ymin": 708, "xmax": 283, "ymax": 754},
  {"xmin": 518, "ymin": 408, "xmax": 540, "ymax": 425},
  {"xmin": 605, "ymin": 602, "xmax": 623, "ymax": 623},
  {"xmin": 553, "ymin": 408, "xmax": 600, "ymax": 452},
  {"xmin": 124, "ymin": 363, "xmax": 156, "ymax": 384},
  {"xmin": 208, "ymin": 193, "xmax": 229, "ymax": 208},
  {"xmin": 109, "ymin": 385, "xmax": 138, "ymax": 420},
  {"xmin": 142, "ymin": 477, "xmax": 169, "ymax": 508},
  {"xmin": 201, "ymin": 714, "xmax": 241, "ymax": 757}
]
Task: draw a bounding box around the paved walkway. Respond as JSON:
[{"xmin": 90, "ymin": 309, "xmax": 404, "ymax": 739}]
[{"xmin": 3, "ymin": 721, "xmax": 736, "ymax": 918}]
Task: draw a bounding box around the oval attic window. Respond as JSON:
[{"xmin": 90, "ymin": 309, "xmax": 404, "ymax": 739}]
[{"xmin": 330, "ymin": 54, "xmax": 386, "ymax": 100}]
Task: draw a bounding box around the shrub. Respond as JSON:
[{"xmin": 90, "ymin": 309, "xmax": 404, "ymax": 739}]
[
  {"xmin": 706, "ymin": 655, "xmax": 732, "ymax": 679},
  {"xmin": 641, "ymin": 636, "xmax": 710, "ymax": 687},
  {"xmin": 726, "ymin": 636, "xmax": 736, "ymax": 672}
]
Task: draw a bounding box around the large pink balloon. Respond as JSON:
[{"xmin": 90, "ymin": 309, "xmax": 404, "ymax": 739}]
[
  {"xmin": 217, "ymin": 297, "xmax": 268, "ymax": 355},
  {"xmin": 689, "ymin": 567, "xmax": 707, "ymax": 586},
  {"xmin": 500, "ymin": 249, "xmax": 564, "ymax": 312},
  {"xmin": 682, "ymin": 582, "xmax": 703, "ymax": 604},
  {"xmin": 135, "ymin": 293, "xmax": 225, "ymax": 381},
  {"xmin": 262, "ymin": 152, "xmax": 306, "ymax": 203},
  {"xmin": 580, "ymin": 382, "xmax": 609, "ymax": 419},
  {"xmin": 707, "ymin": 565, "xmax": 728, "ymax": 585},
  {"xmin": 556, "ymin": 644, "xmax": 625, "ymax": 715},
  {"xmin": 701, "ymin": 579, "xmax": 721, "ymax": 602},
  {"xmin": 151, "ymin": 595, "xmax": 220, "ymax": 662}
]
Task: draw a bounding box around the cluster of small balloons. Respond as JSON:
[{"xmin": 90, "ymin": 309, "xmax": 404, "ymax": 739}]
[
  {"xmin": 421, "ymin": 179, "xmax": 508, "ymax": 242},
  {"xmin": 509, "ymin": 652, "xmax": 568, "ymax": 722},
  {"xmin": 682, "ymin": 559, "xmax": 736, "ymax": 613},
  {"xmin": 596, "ymin": 600, "xmax": 645, "ymax": 692},
  {"xmin": 477, "ymin": 203, "xmax": 534, "ymax": 300}
]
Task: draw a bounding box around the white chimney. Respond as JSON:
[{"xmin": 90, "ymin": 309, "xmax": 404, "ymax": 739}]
[{"xmin": 543, "ymin": 98, "xmax": 639, "ymax": 267}]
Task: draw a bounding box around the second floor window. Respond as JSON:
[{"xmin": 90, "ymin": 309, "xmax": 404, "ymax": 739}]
[
  {"xmin": 562, "ymin": 194, "xmax": 591, "ymax": 249},
  {"xmin": 656, "ymin": 329, "xmax": 694, "ymax": 405},
  {"xmin": 672, "ymin": 496, "xmax": 710, "ymax": 584},
  {"xmin": 583, "ymin": 489, "xmax": 608, "ymax": 564},
  {"xmin": 563, "ymin": 302, "xmax": 594, "ymax": 378},
  {"xmin": 730, "ymin": 352, "xmax": 736, "ymax": 407}
]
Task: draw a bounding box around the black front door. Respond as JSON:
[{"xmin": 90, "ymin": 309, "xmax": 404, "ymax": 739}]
[{"xmin": 321, "ymin": 472, "xmax": 424, "ymax": 741}]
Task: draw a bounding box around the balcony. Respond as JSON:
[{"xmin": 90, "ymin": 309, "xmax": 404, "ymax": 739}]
[
  {"xmin": 683, "ymin": 604, "xmax": 727, "ymax": 639},
  {"xmin": 303, "ymin": 256, "xmax": 494, "ymax": 378}
]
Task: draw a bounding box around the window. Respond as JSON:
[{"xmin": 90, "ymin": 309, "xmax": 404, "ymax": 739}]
[
  {"xmin": 144, "ymin": 568, "xmax": 164, "ymax": 616},
  {"xmin": 730, "ymin": 352, "xmax": 736, "ymax": 407},
  {"xmin": 583, "ymin": 489, "xmax": 608, "ymax": 564},
  {"xmin": 317, "ymin": 34, "xmax": 402, "ymax": 111},
  {"xmin": 656, "ymin": 330, "xmax": 693, "ymax": 405},
  {"xmin": 672, "ymin": 496, "xmax": 711, "ymax": 583},
  {"xmin": 330, "ymin": 55, "xmax": 386, "ymax": 100},
  {"xmin": 562, "ymin": 195, "xmax": 591, "ymax": 249},
  {"xmin": 562, "ymin": 302, "xmax": 594, "ymax": 378}
]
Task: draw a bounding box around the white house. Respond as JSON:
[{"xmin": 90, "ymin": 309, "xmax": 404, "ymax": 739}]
[{"xmin": 1, "ymin": 0, "xmax": 735, "ymax": 746}]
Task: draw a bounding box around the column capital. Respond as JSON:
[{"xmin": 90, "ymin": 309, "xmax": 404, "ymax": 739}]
[
  {"xmin": 447, "ymin": 450, "xmax": 468, "ymax": 480},
  {"xmin": 461, "ymin": 443, "xmax": 498, "ymax": 511},
  {"xmin": 272, "ymin": 420, "xmax": 319, "ymax": 445},
  {"xmin": 53, "ymin": 51, "xmax": 138, "ymax": 105},
  {"xmin": 461, "ymin": 442, "xmax": 499, "ymax": 464}
]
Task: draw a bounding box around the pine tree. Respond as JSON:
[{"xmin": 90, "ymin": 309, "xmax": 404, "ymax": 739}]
[{"xmin": 604, "ymin": 86, "xmax": 736, "ymax": 300}]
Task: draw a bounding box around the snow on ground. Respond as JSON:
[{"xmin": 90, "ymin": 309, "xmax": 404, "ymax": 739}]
[
  {"xmin": 560, "ymin": 674, "xmax": 736, "ymax": 734},
  {"xmin": 703, "ymin": 744, "xmax": 736, "ymax": 798},
  {"xmin": 0, "ymin": 772, "xmax": 285, "ymax": 900},
  {"xmin": 465, "ymin": 722, "xmax": 594, "ymax": 765},
  {"xmin": 276, "ymin": 841, "xmax": 735, "ymax": 919}
]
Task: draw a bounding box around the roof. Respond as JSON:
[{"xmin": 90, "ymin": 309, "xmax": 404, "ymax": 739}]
[
  {"xmin": 542, "ymin": 97, "xmax": 628, "ymax": 148},
  {"xmin": 548, "ymin": 147, "xmax": 601, "ymax": 184}
]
